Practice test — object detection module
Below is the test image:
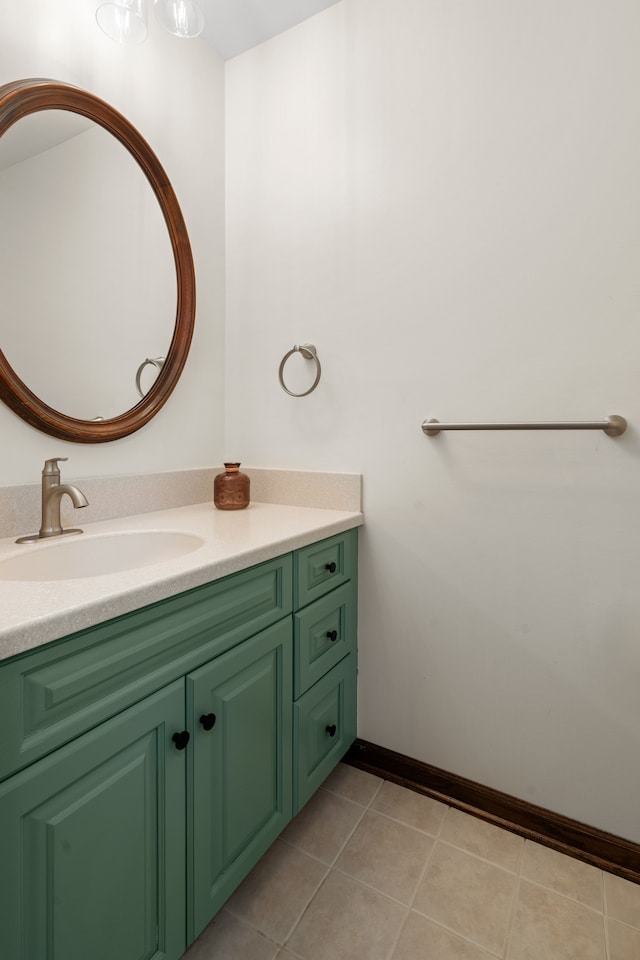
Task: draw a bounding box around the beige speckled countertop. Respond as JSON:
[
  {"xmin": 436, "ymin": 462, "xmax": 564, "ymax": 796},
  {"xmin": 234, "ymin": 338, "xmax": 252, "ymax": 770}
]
[{"xmin": 0, "ymin": 501, "xmax": 363, "ymax": 661}]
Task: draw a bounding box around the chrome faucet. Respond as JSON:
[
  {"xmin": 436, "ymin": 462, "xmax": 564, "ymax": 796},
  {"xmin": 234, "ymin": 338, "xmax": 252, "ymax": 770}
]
[{"xmin": 16, "ymin": 458, "xmax": 89, "ymax": 544}]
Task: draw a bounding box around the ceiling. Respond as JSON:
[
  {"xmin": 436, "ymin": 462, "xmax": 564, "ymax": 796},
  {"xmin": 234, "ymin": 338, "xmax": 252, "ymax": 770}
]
[{"xmin": 199, "ymin": 0, "xmax": 341, "ymax": 60}]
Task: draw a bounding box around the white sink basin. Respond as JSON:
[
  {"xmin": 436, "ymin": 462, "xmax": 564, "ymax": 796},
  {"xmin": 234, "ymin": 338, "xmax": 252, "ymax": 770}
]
[{"xmin": 0, "ymin": 530, "xmax": 205, "ymax": 581}]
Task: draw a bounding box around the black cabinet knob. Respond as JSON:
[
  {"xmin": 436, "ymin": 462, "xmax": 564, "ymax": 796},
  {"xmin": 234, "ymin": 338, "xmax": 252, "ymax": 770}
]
[
  {"xmin": 326, "ymin": 630, "xmax": 338, "ymax": 642},
  {"xmin": 326, "ymin": 724, "xmax": 337, "ymax": 737},
  {"xmin": 200, "ymin": 713, "xmax": 217, "ymax": 731},
  {"xmin": 325, "ymin": 562, "xmax": 337, "ymax": 573},
  {"xmin": 172, "ymin": 730, "xmax": 190, "ymax": 750}
]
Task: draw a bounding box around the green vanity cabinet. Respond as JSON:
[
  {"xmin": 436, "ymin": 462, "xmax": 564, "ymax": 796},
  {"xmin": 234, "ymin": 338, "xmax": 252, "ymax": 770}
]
[
  {"xmin": 0, "ymin": 680, "xmax": 187, "ymax": 960},
  {"xmin": 188, "ymin": 617, "xmax": 292, "ymax": 940},
  {"xmin": 292, "ymin": 532, "xmax": 358, "ymax": 813},
  {"xmin": 0, "ymin": 527, "xmax": 358, "ymax": 960}
]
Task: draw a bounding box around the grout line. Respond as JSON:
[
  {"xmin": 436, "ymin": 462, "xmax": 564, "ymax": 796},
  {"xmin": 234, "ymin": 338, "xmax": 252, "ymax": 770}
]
[
  {"xmin": 278, "ymin": 859, "xmax": 332, "ymax": 946},
  {"xmin": 513, "ymin": 874, "xmax": 606, "ymax": 917},
  {"xmin": 205, "ymin": 909, "xmax": 284, "ymax": 957},
  {"xmin": 326, "ymin": 800, "xmax": 370, "ymax": 868},
  {"xmin": 598, "ymin": 867, "xmax": 606, "ymax": 916},
  {"xmin": 280, "ymin": 772, "xmax": 425, "ymax": 960},
  {"xmin": 603, "ymin": 909, "xmax": 611, "ymax": 960},
  {"xmin": 366, "ymin": 775, "xmax": 385, "ymax": 806},
  {"xmin": 319, "ymin": 785, "xmax": 384, "ymax": 807},
  {"xmin": 365, "ymin": 799, "xmax": 449, "ymax": 838},
  {"xmin": 407, "ymin": 794, "xmax": 449, "ymax": 912},
  {"xmin": 222, "ymin": 840, "xmax": 331, "ymax": 949},
  {"xmin": 503, "ymin": 874, "xmax": 522, "ymax": 959},
  {"xmin": 382, "ymin": 905, "xmax": 410, "ymax": 960},
  {"xmin": 405, "ymin": 912, "xmax": 505, "ymax": 959},
  {"xmin": 280, "ymin": 868, "xmax": 335, "ymax": 955},
  {"xmin": 434, "ymin": 837, "xmax": 521, "ymax": 876},
  {"xmin": 277, "ymin": 787, "xmax": 374, "ymax": 953},
  {"xmin": 277, "ymin": 788, "xmax": 370, "ymax": 868},
  {"xmin": 355, "ymin": 805, "xmax": 447, "ymax": 841},
  {"xmin": 330, "ymin": 862, "xmax": 424, "ymax": 910},
  {"xmin": 502, "ymin": 833, "xmax": 528, "ymax": 958},
  {"xmin": 407, "ymin": 809, "xmax": 514, "ymax": 960}
]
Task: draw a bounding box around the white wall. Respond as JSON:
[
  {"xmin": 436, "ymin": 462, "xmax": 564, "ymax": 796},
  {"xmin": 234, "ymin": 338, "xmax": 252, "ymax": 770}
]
[
  {"xmin": 225, "ymin": 0, "xmax": 640, "ymax": 841},
  {"xmin": 1, "ymin": 0, "xmax": 225, "ymax": 484}
]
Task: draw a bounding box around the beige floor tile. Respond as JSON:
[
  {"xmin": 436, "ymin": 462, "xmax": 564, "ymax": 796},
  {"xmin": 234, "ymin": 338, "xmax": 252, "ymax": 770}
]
[
  {"xmin": 286, "ymin": 870, "xmax": 407, "ymax": 960},
  {"xmin": 280, "ymin": 788, "xmax": 365, "ymax": 863},
  {"xmin": 392, "ymin": 911, "xmax": 498, "ymax": 959},
  {"xmin": 605, "ymin": 874, "xmax": 640, "ymax": 928},
  {"xmin": 508, "ymin": 879, "xmax": 606, "ymax": 960},
  {"xmin": 520, "ymin": 841, "xmax": 603, "ymax": 909},
  {"xmin": 182, "ymin": 910, "xmax": 279, "ymax": 960},
  {"xmin": 224, "ymin": 840, "xmax": 328, "ymax": 945},
  {"xmin": 371, "ymin": 780, "xmax": 448, "ymax": 836},
  {"xmin": 321, "ymin": 762, "xmax": 382, "ymax": 806},
  {"xmin": 440, "ymin": 807, "xmax": 523, "ymax": 872},
  {"xmin": 413, "ymin": 841, "xmax": 517, "ymax": 955},
  {"xmin": 608, "ymin": 919, "xmax": 640, "ymax": 960},
  {"xmin": 335, "ymin": 809, "xmax": 435, "ymax": 905}
]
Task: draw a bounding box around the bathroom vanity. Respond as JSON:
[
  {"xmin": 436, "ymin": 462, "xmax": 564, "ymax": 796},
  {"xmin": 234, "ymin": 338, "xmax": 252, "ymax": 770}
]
[
  {"xmin": 0, "ymin": 503, "xmax": 360, "ymax": 960},
  {"xmin": 0, "ymin": 77, "xmax": 361, "ymax": 957}
]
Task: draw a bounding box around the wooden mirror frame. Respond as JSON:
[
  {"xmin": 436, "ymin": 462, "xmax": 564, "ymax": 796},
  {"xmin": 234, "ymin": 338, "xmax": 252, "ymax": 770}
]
[{"xmin": 0, "ymin": 78, "xmax": 196, "ymax": 443}]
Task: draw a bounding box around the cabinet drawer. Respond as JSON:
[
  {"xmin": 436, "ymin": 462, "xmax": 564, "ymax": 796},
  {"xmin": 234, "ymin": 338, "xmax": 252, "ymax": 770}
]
[
  {"xmin": 293, "ymin": 654, "xmax": 357, "ymax": 813},
  {"xmin": 0, "ymin": 554, "xmax": 292, "ymax": 781},
  {"xmin": 294, "ymin": 529, "xmax": 357, "ymax": 609},
  {"xmin": 294, "ymin": 582, "xmax": 356, "ymax": 698}
]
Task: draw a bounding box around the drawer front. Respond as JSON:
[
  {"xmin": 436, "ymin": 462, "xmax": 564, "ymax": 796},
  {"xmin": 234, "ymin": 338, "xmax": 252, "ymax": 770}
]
[
  {"xmin": 294, "ymin": 582, "xmax": 356, "ymax": 698},
  {"xmin": 0, "ymin": 555, "xmax": 292, "ymax": 781},
  {"xmin": 293, "ymin": 654, "xmax": 357, "ymax": 813},
  {"xmin": 294, "ymin": 529, "xmax": 358, "ymax": 609}
]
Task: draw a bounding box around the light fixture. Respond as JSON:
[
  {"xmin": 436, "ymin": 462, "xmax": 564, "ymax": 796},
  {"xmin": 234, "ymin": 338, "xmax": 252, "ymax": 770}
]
[
  {"xmin": 96, "ymin": 0, "xmax": 204, "ymax": 44},
  {"xmin": 96, "ymin": 0, "xmax": 148, "ymax": 45},
  {"xmin": 154, "ymin": 0, "xmax": 204, "ymax": 38}
]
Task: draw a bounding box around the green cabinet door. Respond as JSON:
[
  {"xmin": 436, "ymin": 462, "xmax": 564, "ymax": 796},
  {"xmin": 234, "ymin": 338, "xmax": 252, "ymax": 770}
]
[
  {"xmin": 187, "ymin": 619, "xmax": 293, "ymax": 941},
  {"xmin": 0, "ymin": 680, "xmax": 187, "ymax": 960}
]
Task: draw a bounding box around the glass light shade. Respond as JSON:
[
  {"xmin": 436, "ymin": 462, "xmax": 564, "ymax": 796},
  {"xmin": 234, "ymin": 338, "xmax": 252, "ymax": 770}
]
[
  {"xmin": 96, "ymin": 0, "xmax": 147, "ymax": 45},
  {"xmin": 154, "ymin": 0, "xmax": 204, "ymax": 38}
]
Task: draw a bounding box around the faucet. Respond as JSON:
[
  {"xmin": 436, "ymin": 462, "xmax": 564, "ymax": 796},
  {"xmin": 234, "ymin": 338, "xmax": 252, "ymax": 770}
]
[{"xmin": 16, "ymin": 458, "xmax": 89, "ymax": 544}]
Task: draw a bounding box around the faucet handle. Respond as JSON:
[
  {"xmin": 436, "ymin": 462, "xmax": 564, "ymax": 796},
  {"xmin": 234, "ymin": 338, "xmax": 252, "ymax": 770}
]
[{"xmin": 43, "ymin": 457, "xmax": 68, "ymax": 476}]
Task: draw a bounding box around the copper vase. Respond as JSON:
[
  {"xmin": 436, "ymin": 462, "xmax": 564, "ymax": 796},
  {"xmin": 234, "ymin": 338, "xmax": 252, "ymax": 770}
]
[{"xmin": 213, "ymin": 463, "xmax": 250, "ymax": 510}]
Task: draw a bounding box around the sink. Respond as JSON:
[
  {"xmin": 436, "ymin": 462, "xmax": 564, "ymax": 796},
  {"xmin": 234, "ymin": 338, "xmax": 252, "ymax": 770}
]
[{"xmin": 0, "ymin": 530, "xmax": 205, "ymax": 581}]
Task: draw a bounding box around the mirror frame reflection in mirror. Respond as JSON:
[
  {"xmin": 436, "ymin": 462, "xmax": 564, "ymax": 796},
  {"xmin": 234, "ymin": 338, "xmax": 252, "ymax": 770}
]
[{"xmin": 0, "ymin": 78, "xmax": 196, "ymax": 443}]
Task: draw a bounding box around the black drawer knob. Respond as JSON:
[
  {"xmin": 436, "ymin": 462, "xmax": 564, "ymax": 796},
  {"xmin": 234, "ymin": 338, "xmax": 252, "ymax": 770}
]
[
  {"xmin": 325, "ymin": 562, "xmax": 337, "ymax": 573},
  {"xmin": 326, "ymin": 724, "xmax": 337, "ymax": 737},
  {"xmin": 326, "ymin": 630, "xmax": 338, "ymax": 642},
  {"xmin": 172, "ymin": 730, "xmax": 190, "ymax": 750},
  {"xmin": 200, "ymin": 713, "xmax": 217, "ymax": 731}
]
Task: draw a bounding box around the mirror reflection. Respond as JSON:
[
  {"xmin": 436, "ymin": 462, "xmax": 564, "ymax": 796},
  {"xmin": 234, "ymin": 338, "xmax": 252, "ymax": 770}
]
[{"xmin": 0, "ymin": 111, "xmax": 176, "ymax": 420}]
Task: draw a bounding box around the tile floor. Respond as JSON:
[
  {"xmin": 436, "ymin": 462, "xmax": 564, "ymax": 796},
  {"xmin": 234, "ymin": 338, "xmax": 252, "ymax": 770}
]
[{"xmin": 183, "ymin": 763, "xmax": 640, "ymax": 960}]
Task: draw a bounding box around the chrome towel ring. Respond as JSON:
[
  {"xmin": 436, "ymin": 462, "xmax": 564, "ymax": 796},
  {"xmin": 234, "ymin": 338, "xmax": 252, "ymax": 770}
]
[
  {"xmin": 278, "ymin": 343, "xmax": 322, "ymax": 397},
  {"xmin": 136, "ymin": 356, "xmax": 165, "ymax": 397}
]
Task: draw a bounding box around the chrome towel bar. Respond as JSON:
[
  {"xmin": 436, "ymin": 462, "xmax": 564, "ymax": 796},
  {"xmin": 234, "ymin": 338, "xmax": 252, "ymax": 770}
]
[{"xmin": 422, "ymin": 415, "xmax": 627, "ymax": 437}]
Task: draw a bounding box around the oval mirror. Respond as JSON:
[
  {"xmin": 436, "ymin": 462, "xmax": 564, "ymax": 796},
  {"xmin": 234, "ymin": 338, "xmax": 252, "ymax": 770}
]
[{"xmin": 0, "ymin": 78, "xmax": 195, "ymax": 442}]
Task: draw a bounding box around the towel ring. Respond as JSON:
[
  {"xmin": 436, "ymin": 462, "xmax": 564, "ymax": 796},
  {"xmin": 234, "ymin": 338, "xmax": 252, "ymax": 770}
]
[
  {"xmin": 278, "ymin": 343, "xmax": 322, "ymax": 397},
  {"xmin": 136, "ymin": 356, "xmax": 165, "ymax": 397}
]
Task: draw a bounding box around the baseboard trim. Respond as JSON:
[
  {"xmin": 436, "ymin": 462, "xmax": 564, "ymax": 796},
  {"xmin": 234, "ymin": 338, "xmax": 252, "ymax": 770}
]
[{"xmin": 343, "ymin": 739, "xmax": 640, "ymax": 885}]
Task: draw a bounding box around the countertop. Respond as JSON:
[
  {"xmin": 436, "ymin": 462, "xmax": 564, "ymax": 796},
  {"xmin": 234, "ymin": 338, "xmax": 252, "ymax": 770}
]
[{"xmin": 0, "ymin": 500, "xmax": 363, "ymax": 661}]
